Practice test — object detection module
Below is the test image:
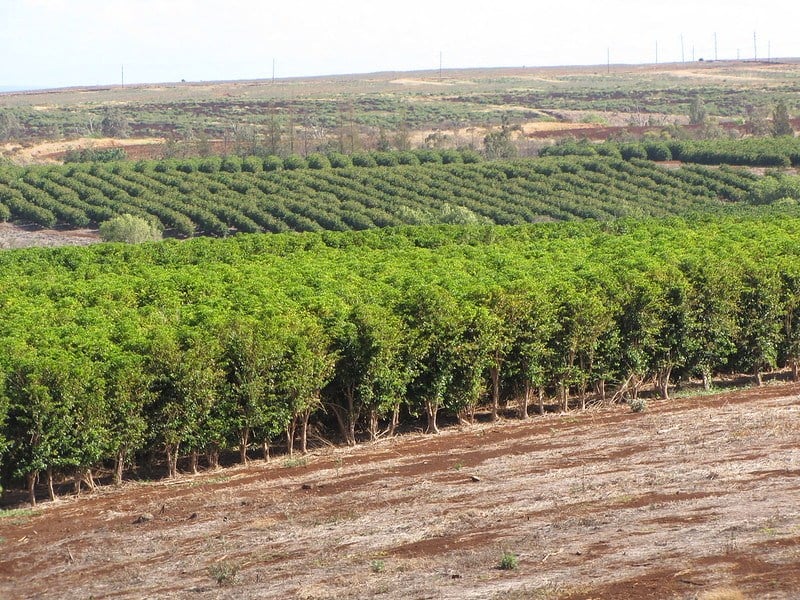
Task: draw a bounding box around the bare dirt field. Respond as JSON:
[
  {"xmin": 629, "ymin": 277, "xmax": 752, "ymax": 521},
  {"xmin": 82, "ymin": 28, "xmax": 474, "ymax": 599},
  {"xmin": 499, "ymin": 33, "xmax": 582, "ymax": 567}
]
[
  {"xmin": 1, "ymin": 383, "xmax": 798, "ymax": 599},
  {"xmin": 2, "ymin": 137, "xmax": 164, "ymax": 165},
  {"xmin": 0, "ymin": 222, "xmax": 100, "ymax": 249}
]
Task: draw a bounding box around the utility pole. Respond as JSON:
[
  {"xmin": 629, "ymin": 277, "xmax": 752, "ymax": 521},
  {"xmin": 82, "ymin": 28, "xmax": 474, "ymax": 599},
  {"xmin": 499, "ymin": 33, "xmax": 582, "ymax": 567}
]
[
  {"xmin": 121, "ymin": 64, "xmax": 124, "ymax": 88},
  {"xmin": 272, "ymin": 58, "xmax": 275, "ymax": 84},
  {"xmin": 753, "ymin": 31, "xmax": 757, "ymax": 60},
  {"xmin": 607, "ymin": 48, "xmax": 610, "ymax": 74},
  {"xmin": 714, "ymin": 32, "xmax": 718, "ymax": 61},
  {"xmin": 681, "ymin": 34, "xmax": 685, "ymax": 63},
  {"xmin": 655, "ymin": 41, "xmax": 658, "ymax": 64},
  {"xmin": 768, "ymin": 41, "xmax": 771, "ymax": 63},
  {"xmin": 439, "ymin": 51, "xmax": 442, "ymax": 81}
]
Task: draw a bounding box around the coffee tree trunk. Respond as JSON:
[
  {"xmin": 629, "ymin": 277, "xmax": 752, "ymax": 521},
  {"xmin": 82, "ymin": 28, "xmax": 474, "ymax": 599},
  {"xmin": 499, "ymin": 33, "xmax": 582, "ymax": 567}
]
[
  {"xmin": 425, "ymin": 400, "xmax": 439, "ymax": 434},
  {"xmin": 207, "ymin": 444, "xmax": 220, "ymax": 470},
  {"xmin": 165, "ymin": 443, "xmax": 180, "ymax": 479},
  {"xmin": 114, "ymin": 449, "xmax": 126, "ymax": 485},
  {"xmin": 388, "ymin": 406, "xmax": 400, "ymax": 437},
  {"xmin": 262, "ymin": 440, "xmax": 270, "ymax": 461},
  {"xmin": 26, "ymin": 472, "xmax": 37, "ymax": 507},
  {"xmin": 490, "ymin": 366, "xmax": 500, "ymax": 421},
  {"xmin": 301, "ymin": 409, "xmax": 312, "ymax": 454},
  {"xmin": 239, "ymin": 427, "xmax": 250, "ymax": 465},
  {"xmin": 46, "ymin": 467, "xmax": 56, "ymax": 501},
  {"xmin": 189, "ymin": 449, "xmax": 199, "ymax": 475},
  {"xmin": 368, "ymin": 408, "xmax": 379, "ymax": 441}
]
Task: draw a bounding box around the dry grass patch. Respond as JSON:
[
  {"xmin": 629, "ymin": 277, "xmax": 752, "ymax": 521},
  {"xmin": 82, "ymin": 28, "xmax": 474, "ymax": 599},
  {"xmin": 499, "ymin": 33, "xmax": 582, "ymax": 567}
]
[{"xmin": 697, "ymin": 587, "xmax": 747, "ymax": 600}]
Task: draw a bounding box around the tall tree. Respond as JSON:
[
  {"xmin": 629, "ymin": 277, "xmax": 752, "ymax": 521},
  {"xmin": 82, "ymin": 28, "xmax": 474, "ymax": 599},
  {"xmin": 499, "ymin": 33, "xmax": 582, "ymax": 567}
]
[
  {"xmin": 101, "ymin": 107, "xmax": 131, "ymax": 138},
  {"xmin": 0, "ymin": 111, "xmax": 23, "ymax": 141},
  {"xmin": 688, "ymin": 97, "xmax": 707, "ymax": 126},
  {"xmin": 772, "ymin": 100, "xmax": 794, "ymax": 137}
]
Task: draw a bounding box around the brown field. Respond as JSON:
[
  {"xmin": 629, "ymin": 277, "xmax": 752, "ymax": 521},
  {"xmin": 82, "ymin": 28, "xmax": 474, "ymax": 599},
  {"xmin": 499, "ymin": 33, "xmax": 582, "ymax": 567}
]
[
  {"xmin": 1, "ymin": 383, "xmax": 799, "ymax": 599},
  {"xmin": 3, "ymin": 59, "xmax": 800, "ymax": 165}
]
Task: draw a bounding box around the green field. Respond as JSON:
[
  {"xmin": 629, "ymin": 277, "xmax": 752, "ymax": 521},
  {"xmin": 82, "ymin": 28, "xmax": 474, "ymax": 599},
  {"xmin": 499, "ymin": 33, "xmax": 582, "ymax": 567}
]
[
  {"xmin": 0, "ymin": 152, "xmax": 777, "ymax": 234},
  {"xmin": 2, "ymin": 60, "xmax": 800, "ymax": 503},
  {"xmin": 2, "ymin": 214, "xmax": 800, "ymax": 499}
]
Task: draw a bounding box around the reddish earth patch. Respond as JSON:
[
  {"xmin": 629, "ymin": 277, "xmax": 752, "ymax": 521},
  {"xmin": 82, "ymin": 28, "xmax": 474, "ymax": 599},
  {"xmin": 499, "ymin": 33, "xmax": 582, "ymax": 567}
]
[{"xmin": 1, "ymin": 383, "xmax": 799, "ymax": 599}]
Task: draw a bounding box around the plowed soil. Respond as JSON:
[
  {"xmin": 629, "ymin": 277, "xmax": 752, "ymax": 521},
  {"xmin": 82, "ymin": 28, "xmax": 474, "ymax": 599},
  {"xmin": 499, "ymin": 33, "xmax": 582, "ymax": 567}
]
[{"xmin": 1, "ymin": 384, "xmax": 799, "ymax": 599}]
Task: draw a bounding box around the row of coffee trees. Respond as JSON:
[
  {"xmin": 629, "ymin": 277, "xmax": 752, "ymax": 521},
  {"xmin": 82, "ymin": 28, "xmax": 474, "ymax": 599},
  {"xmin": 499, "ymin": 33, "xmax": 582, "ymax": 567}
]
[
  {"xmin": 2, "ymin": 214, "xmax": 800, "ymax": 504},
  {"xmin": 0, "ymin": 154, "xmax": 755, "ymax": 232}
]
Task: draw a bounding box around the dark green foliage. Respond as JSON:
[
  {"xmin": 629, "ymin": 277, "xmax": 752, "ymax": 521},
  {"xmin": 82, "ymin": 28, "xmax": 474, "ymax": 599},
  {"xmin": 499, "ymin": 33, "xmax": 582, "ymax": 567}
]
[
  {"xmin": 413, "ymin": 149, "xmax": 443, "ymax": 164},
  {"xmin": 550, "ymin": 137, "xmax": 800, "ymax": 168},
  {"xmin": 460, "ymin": 149, "xmax": 482, "ymax": 164},
  {"xmin": 483, "ymin": 130, "xmax": 517, "ymax": 160},
  {"xmin": 372, "ymin": 152, "xmax": 398, "ymax": 167},
  {"xmin": 326, "ymin": 152, "xmax": 352, "ymax": 168},
  {"xmin": 283, "ymin": 154, "xmax": 308, "ymax": 170},
  {"xmin": 351, "ymin": 152, "xmax": 377, "ymax": 167},
  {"xmin": 619, "ymin": 143, "xmax": 648, "ymax": 161},
  {"xmin": 263, "ymin": 155, "xmax": 284, "ymax": 171},
  {"xmin": 241, "ymin": 156, "xmax": 263, "ymax": 173},
  {"xmin": 220, "ymin": 156, "xmax": 242, "ymax": 173},
  {"xmin": 749, "ymin": 173, "xmax": 800, "ymax": 205},
  {"xmin": 643, "ymin": 143, "xmax": 672, "ymax": 162},
  {"xmin": 64, "ymin": 147, "xmax": 128, "ymax": 163},
  {"xmin": 540, "ymin": 140, "xmax": 598, "ymax": 158},
  {"xmin": 0, "ymin": 155, "xmax": 762, "ymax": 235},
  {"xmin": 306, "ymin": 153, "xmax": 331, "ymax": 169},
  {"xmin": 198, "ymin": 157, "xmax": 222, "ymax": 173}
]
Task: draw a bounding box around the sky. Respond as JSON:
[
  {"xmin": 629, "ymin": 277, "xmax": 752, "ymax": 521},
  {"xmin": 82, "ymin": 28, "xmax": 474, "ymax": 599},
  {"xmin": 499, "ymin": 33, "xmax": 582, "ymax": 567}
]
[{"xmin": 1, "ymin": 0, "xmax": 799, "ymax": 90}]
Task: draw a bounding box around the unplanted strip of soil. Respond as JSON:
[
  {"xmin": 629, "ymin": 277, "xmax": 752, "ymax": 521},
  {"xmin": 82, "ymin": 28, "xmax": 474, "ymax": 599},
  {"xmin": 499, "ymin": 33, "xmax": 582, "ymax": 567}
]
[{"xmin": 1, "ymin": 384, "xmax": 799, "ymax": 599}]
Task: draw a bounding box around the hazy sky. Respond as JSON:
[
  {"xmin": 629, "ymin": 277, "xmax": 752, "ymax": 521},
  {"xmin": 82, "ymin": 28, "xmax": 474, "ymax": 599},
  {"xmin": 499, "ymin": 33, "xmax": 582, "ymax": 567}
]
[{"xmin": 1, "ymin": 0, "xmax": 798, "ymax": 90}]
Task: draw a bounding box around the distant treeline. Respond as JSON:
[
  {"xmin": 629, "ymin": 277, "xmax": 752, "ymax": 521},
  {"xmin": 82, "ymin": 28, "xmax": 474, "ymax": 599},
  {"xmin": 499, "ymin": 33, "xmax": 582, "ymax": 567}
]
[{"xmin": 541, "ymin": 135, "xmax": 800, "ymax": 167}]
